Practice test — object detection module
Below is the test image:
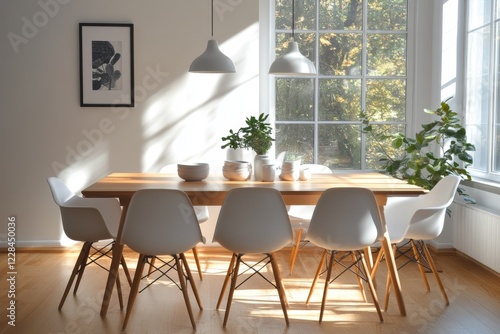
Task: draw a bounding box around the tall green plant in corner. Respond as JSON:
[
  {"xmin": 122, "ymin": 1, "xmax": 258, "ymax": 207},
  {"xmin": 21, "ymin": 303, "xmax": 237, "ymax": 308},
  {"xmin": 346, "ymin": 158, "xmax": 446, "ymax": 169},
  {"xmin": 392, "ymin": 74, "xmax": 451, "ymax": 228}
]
[{"xmin": 361, "ymin": 98, "xmax": 476, "ymax": 203}]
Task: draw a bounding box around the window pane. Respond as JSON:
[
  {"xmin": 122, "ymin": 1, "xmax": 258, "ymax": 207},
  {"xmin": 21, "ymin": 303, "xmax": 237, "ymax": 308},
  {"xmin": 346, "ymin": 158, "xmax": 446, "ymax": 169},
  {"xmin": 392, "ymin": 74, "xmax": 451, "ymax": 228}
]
[
  {"xmin": 319, "ymin": 79, "xmax": 361, "ymax": 121},
  {"xmin": 318, "ymin": 124, "xmax": 361, "ymax": 169},
  {"xmin": 367, "ymin": 33, "xmax": 407, "ymax": 76},
  {"xmin": 319, "ymin": 0, "xmax": 362, "ymax": 30},
  {"xmin": 365, "ymin": 124, "xmax": 406, "ymax": 170},
  {"xmin": 366, "ymin": 79, "xmax": 406, "ymax": 121},
  {"xmin": 466, "ymin": 26, "xmax": 490, "ymax": 170},
  {"xmin": 275, "ymin": 0, "xmax": 316, "ymax": 30},
  {"xmin": 368, "ymin": 0, "xmax": 407, "ymax": 31},
  {"xmin": 467, "ymin": 124, "xmax": 488, "ymax": 171},
  {"xmin": 275, "ymin": 124, "xmax": 314, "ymax": 163},
  {"xmin": 276, "ymin": 78, "xmax": 314, "ymax": 121},
  {"xmin": 468, "ymin": 0, "xmax": 492, "ymax": 30},
  {"xmin": 319, "ymin": 33, "xmax": 362, "ymax": 75}
]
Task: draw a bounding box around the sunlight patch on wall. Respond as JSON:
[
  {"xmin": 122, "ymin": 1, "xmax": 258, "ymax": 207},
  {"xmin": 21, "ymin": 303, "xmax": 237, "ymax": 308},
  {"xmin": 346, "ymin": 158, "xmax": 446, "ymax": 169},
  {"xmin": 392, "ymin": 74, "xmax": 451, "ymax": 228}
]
[{"xmin": 140, "ymin": 23, "xmax": 260, "ymax": 172}]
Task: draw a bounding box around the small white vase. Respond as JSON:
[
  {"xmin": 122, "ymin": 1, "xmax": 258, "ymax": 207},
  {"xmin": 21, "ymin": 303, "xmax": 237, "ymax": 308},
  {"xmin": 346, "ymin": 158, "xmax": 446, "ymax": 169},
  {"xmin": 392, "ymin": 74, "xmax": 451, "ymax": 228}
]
[{"xmin": 254, "ymin": 154, "xmax": 274, "ymax": 181}]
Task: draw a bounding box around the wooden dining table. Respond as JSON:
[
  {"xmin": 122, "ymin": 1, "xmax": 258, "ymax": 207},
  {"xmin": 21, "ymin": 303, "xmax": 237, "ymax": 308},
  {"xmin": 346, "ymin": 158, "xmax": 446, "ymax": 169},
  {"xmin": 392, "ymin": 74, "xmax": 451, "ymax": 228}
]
[{"xmin": 82, "ymin": 171, "xmax": 426, "ymax": 317}]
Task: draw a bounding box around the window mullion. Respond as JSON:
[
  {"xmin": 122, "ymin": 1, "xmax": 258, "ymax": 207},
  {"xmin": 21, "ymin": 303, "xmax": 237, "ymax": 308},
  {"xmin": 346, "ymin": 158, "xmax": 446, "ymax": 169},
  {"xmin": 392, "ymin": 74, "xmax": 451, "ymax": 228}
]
[
  {"xmin": 314, "ymin": 2, "xmax": 319, "ymax": 164},
  {"xmin": 489, "ymin": 1, "xmax": 497, "ymax": 175},
  {"xmin": 360, "ymin": 0, "xmax": 369, "ymax": 170}
]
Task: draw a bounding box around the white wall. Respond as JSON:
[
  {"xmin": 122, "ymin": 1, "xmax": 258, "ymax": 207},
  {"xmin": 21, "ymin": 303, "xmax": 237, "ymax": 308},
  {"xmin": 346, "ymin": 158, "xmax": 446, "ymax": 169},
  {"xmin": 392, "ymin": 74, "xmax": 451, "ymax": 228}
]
[{"xmin": 0, "ymin": 0, "xmax": 260, "ymax": 246}]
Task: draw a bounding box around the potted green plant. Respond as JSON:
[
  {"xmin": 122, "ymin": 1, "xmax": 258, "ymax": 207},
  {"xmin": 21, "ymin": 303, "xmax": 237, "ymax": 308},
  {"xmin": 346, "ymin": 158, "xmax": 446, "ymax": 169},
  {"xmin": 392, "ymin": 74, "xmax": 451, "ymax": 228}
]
[
  {"xmin": 240, "ymin": 113, "xmax": 274, "ymax": 155},
  {"xmin": 221, "ymin": 128, "xmax": 249, "ymax": 161},
  {"xmin": 221, "ymin": 113, "xmax": 274, "ymax": 180},
  {"xmin": 361, "ymin": 98, "xmax": 476, "ymax": 204}
]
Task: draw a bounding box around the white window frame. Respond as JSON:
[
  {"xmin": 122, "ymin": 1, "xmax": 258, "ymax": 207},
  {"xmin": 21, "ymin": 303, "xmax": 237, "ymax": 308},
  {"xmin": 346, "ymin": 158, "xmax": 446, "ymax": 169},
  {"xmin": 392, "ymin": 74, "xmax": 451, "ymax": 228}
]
[
  {"xmin": 463, "ymin": 0, "xmax": 500, "ymax": 183},
  {"xmin": 262, "ymin": 0, "xmax": 417, "ymax": 170}
]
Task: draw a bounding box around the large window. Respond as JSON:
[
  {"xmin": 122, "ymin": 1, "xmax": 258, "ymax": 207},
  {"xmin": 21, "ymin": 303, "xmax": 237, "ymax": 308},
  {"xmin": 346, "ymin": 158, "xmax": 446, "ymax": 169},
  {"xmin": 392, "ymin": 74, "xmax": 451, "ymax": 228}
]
[
  {"xmin": 271, "ymin": 0, "xmax": 409, "ymax": 170},
  {"xmin": 465, "ymin": 0, "xmax": 500, "ymax": 182}
]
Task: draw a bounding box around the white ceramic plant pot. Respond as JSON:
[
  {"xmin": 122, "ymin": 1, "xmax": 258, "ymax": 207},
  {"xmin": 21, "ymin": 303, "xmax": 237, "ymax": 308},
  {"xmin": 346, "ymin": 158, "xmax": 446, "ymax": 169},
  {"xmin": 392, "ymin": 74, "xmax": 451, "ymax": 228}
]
[
  {"xmin": 226, "ymin": 148, "xmax": 252, "ymax": 162},
  {"xmin": 253, "ymin": 154, "xmax": 274, "ymax": 181}
]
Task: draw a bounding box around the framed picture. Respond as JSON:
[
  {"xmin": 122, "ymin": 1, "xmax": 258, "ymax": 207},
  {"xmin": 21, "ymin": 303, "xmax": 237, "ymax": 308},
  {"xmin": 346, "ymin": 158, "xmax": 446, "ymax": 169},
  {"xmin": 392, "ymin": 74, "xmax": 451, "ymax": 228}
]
[{"xmin": 79, "ymin": 23, "xmax": 134, "ymax": 107}]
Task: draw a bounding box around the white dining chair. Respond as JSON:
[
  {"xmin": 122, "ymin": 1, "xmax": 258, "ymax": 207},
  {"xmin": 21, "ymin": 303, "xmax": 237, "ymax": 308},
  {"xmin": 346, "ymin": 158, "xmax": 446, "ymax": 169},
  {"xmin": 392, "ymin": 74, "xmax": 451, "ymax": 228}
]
[
  {"xmin": 370, "ymin": 175, "xmax": 461, "ymax": 309},
  {"xmin": 288, "ymin": 164, "xmax": 333, "ymax": 273},
  {"xmin": 213, "ymin": 187, "xmax": 293, "ymax": 327},
  {"xmin": 306, "ymin": 187, "xmax": 384, "ymax": 323},
  {"xmin": 121, "ymin": 189, "xmax": 205, "ymax": 330},
  {"xmin": 146, "ymin": 164, "xmax": 209, "ymax": 280},
  {"xmin": 46, "ymin": 177, "xmax": 132, "ymax": 310}
]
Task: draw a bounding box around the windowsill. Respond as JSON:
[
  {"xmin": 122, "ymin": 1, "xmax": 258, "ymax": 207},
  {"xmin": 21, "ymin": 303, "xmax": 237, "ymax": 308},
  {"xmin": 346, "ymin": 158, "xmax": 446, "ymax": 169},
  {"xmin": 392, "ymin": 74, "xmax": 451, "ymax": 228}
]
[{"xmin": 462, "ymin": 178, "xmax": 500, "ymax": 195}]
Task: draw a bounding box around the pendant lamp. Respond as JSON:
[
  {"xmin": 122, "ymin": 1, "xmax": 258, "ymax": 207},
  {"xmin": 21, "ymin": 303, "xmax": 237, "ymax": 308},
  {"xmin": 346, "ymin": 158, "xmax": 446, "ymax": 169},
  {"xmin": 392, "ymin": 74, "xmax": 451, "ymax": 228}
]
[
  {"xmin": 269, "ymin": 0, "xmax": 316, "ymax": 75},
  {"xmin": 189, "ymin": 0, "xmax": 236, "ymax": 73}
]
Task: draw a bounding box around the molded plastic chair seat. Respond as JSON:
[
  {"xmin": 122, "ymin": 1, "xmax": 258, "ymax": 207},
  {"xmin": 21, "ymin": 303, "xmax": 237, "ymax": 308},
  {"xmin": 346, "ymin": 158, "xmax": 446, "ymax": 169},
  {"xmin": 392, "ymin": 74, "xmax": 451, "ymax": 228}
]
[
  {"xmin": 306, "ymin": 187, "xmax": 384, "ymax": 323},
  {"xmin": 214, "ymin": 187, "xmax": 293, "ymax": 327},
  {"xmin": 370, "ymin": 175, "xmax": 461, "ymax": 309},
  {"xmin": 288, "ymin": 164, "xmax": 333, "ymax": 273},
  {"xmin": 47, "ymin": 177, "xmax": 132, "ymax": 310},
  {"xmin": 121, "ymin": 189, "xmax": 205, "ymax": 330}
]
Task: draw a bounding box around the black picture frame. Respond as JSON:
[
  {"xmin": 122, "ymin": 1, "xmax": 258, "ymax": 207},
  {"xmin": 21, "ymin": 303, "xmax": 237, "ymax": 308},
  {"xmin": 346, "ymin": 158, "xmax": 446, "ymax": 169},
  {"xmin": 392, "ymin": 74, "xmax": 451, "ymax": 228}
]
[{"xmin": 79, "ymin": 23, "xmax": 134, "ymax": 107}]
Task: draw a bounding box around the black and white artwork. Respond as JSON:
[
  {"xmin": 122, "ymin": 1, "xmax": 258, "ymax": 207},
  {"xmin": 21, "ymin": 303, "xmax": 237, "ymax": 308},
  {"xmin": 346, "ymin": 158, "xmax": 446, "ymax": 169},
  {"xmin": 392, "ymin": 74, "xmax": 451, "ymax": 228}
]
[{"xmin": 79, "ymin": 23, "xmax": 134, "ymax": 107}]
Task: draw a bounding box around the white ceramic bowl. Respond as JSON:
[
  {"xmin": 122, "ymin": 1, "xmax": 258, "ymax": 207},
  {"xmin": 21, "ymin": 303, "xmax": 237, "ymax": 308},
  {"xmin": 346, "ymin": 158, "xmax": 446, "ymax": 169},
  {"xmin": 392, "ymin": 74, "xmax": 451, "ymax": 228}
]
[
  {"xmin": 279, "ymin": 171, "xmax": 299, "ymax": 181},
  {"xmin": 281, "ymin": 160, "xmax": 301, "ymax": 172},
  {"xmin": 222, "ymin": 166, "xmax": 251, "ymax": 181},
  {"xmin": 224, "ymin": 160, "xmax": 249, "ymax": 168},
  {"xmin": 177, "ymin": 163, "xmax": 209, "ymax": 181}
]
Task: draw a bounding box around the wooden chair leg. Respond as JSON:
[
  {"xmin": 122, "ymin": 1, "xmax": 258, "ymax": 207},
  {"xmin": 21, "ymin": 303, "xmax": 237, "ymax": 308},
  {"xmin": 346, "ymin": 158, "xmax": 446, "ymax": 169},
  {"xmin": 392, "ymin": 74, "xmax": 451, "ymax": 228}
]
[
  {"xmin": 122, "ymin": 254, "xmax": 147, "ymax": 330},
  {"xmin": 58, "ymin": 242, "xmax": 89, "ymax": 309},
  {"xmin": 319, "ymin": 250, "xmax": 335, "ymax": 323},
  {"xmin": 289, "ymin": 228, "xmax": 303, "ymax": 274},
  {"xmin": 359, "ymin": 251, "xmax": 384, "ymax": 322},
  {"xmin": 306, "ymin": 249, "xmax": 328, "ymax": 304},
  {"xmin": 216, "ymin": 253, "xmax": 236, "ymax": 309},
  {"xmin": 175, "ymin": 254, "xmax": 197, "ymax": 329},
  {"xmin": 383, "ymin": 244, "xmax": 396, "ymax": 311},
  {"xmin": 351, "ymin": 252, "xmax": 367, "ymax": 302},
  {"xmin": 180, "ymin": 253, "xmax": 203, "ymax": 310},
  {"xmin": 370, "ymin": 247, "xmax": 384, "ymax": 280},
  {"xmin": 411, "ymin": 239, "xmax": 430, "ymax": 291},
  {"xmin": 120, "ymin": 254, "xmax": 132, "ymax": 286},
  {"xmin": 73, "ymin": 242, "xmax": 92, "ymax": 294},
  {"xmin": 270, "ymin": 253, "xmax": 290, "ymax": 325},
  {"xmin": 223, "ymin": 254, "xmax": 242, "ymax": 327},
  {"xmin": 146, "ymin": 257, "xmax": 156, "ymax": 277},
  {"xmin": 192, "ymin": 246, "xmax": 203, "ymax": 280},
  {"xmin": 421, "ymin": 241, "xmax": 449, "ymax": 305},
  {"xmin": 115, "ymin": 271, "xmax": 124, "ymax": 310}
]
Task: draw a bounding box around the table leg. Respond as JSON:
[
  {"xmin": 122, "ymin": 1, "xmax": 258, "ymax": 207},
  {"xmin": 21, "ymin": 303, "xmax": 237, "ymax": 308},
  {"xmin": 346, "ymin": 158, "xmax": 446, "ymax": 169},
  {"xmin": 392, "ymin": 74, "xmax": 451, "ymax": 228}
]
[
  {"xmin": 100, "ymin": 203, "xmax": 128, "ymax": 316},
  {"xmin": 379, "ymin": 204, "xmax": 406, "ymax": 316}
]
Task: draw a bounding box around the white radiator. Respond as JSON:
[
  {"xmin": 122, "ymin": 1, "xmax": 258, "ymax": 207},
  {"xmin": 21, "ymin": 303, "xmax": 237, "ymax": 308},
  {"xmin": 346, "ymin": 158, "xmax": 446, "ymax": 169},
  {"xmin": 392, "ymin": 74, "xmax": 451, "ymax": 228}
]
[{"xmin": 453, "ymin": 202, "xmax": 500, "ymax": 273}]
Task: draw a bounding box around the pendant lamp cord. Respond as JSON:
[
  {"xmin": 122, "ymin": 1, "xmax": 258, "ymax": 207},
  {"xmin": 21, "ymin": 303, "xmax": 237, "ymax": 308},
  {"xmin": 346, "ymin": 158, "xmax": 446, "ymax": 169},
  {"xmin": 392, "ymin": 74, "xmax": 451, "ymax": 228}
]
[
  {"xmin": 291, "ymin": 0, "xmax": 295, "ymax": 40},
  {"xmin": 211, "ymin": 0, "xmax": 214, "ymax": 37}
]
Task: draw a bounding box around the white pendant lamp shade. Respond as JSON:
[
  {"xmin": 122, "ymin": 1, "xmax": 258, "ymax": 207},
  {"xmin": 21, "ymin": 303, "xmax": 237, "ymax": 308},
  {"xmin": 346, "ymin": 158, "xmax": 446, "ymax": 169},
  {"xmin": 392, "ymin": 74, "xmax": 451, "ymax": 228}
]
[
  {"xmin": 189, "ymin": 39, "xmax": 236, "ymax": 73},
  {"xmin": 189, "ymin": 0, "xmax": 235, "ymax": 73},
  {"xmin": 269, "ymin": 0, "xmax": 316, "ymax": 75},
  {"xmin": 269, "ymin": 41, "xmax": 316, "ymax": 75}
]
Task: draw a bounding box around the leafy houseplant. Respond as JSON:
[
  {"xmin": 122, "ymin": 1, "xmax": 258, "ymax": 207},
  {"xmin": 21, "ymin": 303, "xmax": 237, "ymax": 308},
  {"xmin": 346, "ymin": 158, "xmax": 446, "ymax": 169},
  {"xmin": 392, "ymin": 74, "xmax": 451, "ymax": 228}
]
[
  {"xmin": 361, "ymin": 98, "xmax": 476, "ymax": 203},
  {"xmin": 221, "ymin": 113, "xmax": 274, "ymax": 155},
  {"xmin": 221, "ymin": 129, "xmax": 244, "ymax": 150},
  {"xmin": 241, "ymin": 113, "xmax": 274, "ymax": 155}
]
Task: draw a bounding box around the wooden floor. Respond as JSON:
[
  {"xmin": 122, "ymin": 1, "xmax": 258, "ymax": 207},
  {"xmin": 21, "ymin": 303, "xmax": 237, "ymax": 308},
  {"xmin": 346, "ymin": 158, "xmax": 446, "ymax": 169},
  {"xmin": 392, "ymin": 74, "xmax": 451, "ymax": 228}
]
[{"xmin": 1, "ymin": 246, "xmax": 499, "ymax": 334}]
